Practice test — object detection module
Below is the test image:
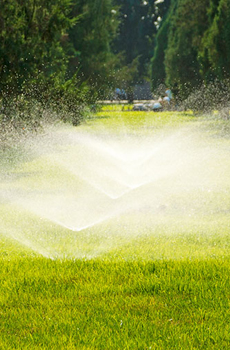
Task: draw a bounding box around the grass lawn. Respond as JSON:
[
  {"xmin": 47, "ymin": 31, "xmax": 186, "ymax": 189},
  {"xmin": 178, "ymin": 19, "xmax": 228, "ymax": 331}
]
[{"xmin": 0, "ymin": 106, "xmax": 230, "ymax": 349}]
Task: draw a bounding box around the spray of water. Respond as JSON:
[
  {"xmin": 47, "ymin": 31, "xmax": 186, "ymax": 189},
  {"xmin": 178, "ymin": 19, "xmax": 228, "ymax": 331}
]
[{"xmin": 1, "ymin": 115, "xmax": 230, "ymax": 259}]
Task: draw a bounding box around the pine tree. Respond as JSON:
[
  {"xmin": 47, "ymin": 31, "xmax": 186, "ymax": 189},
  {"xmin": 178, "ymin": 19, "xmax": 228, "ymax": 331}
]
[
  {"xmin": 0, "ymin": 0, "xmax": 75, "ymax": 96},
  {"xmin": 164, "ymin": 0, "xmax": 210, "ymax": 98},
  {"xmin": 200, "ymin": 0, "xmax": 230, "ymax": 81},
  {"xmin": 68, "ymin": 0, "xmax": 119, "ymax": 98}
]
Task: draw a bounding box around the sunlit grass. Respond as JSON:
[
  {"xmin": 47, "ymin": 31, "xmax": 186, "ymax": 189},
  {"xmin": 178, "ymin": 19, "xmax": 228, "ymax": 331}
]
[
  {"xmin": 89, "ymin": 109, "xmax": 195, "ymax": 134},
  {"xmin": 1, "ymin": 257, "xmax": 230, "ymax": 349},
  {"xmin": 1, "ymin": 109, "xmax": 230, "ymax": 348}
]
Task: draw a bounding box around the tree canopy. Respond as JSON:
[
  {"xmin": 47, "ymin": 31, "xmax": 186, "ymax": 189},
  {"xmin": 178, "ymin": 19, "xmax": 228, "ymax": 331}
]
[
  {"xmin": 1, "ymin": 0, "xmax": 230, "ymax": 110},
  {"xmin": 0, "ymin": 0, "xmax": 75, "ymax": 95},
  {"xmin": 151, "ymin": 0, "xmax": 230, "ymax": 99}
]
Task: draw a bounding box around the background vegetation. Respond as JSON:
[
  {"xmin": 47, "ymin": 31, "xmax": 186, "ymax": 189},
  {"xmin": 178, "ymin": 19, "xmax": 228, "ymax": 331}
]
[
  {"xmin": 152, "ymin": 0, "xmax": 230, "ymax": 102},
  {"xmin": 0, "ymin": 0, "xmax": 230, "ymax": 125}
]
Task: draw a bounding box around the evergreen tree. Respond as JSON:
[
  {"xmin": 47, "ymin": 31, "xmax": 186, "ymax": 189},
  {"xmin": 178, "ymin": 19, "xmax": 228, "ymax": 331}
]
[
  {"xmin": 113, "ymin": 0, "xmax": 157, "ymax": 82},
  {"xmin": 164, "ymin": 0, "xmax": 210, "ymax": 98},
  {"xmin": 68, "ymin": 0, "xmax": 119, "ymax": 98},
  {"xmin": 0, "ymin": 0, "xmax": 75, "ymax": 96},
  {"xmin": 200, "ymin": 0, "xmax": 230, "ymax": 81},
  {"xmin": 151, "ymin": 0, "xmax": 173, "ymax": 90}
]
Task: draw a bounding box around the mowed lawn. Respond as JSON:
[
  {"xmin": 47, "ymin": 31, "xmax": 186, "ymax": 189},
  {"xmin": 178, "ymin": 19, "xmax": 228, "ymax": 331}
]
[
  {"xmin": 1, "ymin": 107, "xmax": 230, "ymax": 349},
  {"xmin": 1, "ymin": 258, "xmax": 230, "ymax": 349}
]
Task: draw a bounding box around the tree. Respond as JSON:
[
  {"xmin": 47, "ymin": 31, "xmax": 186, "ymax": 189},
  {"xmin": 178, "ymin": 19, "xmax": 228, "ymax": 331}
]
[
  {"xmin": 164, "ymin": 0, "xmax": 210, "ymax": 98},
  {"xmin": 0, "ymin": 0, "xmax": 76, "ymax": 97},
  {"xmin": 68, "ymin": 0, "xmax": 119, "ymax": 99},
  {"xmin": 199, "ymin": 0, "xmax": 230, "ymax": 81},
  {"xmin": 113, "ymin": 0, "xmax": 157, "ymax": 82},
  {"xmin": 151, "ymin": 0, "xmax": 173, "ymax": 90}
]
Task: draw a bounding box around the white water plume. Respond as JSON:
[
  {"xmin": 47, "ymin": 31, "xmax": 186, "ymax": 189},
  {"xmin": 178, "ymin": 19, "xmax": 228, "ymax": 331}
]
[{"xmin": 1, "ymin": 120, "xmax": 230, "ymax": 258}]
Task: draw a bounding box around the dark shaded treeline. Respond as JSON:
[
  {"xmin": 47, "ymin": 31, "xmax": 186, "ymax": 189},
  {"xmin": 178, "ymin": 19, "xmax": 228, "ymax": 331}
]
[
  {"xmin": 0, "ymin": 0, "xmax": 118, "ymax": 103},
  {"xmin": 152, "ymin": 0, "xmax": 230, "ymax": 103},
  {"xmin": 0, "ymin": 0, "xmax": 120, "ymax": 126},
  {"xmin": 0, "ymin": 0, "xmax": 229, "ymax": 122},
  {"xmin": 0, "ymin": 1, "xmax": 168, "ymax": 102}
]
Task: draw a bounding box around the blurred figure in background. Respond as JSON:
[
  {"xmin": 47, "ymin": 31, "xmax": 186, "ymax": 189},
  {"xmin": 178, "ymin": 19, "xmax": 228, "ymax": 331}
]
[{"xmin": 165, "ymin": 88, "xmax": 173, "ymax": 101}]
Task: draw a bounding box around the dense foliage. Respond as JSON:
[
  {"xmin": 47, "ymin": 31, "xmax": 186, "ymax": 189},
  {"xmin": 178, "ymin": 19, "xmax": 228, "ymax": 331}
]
[
  {"xmin": 68, "ymin": 0, "xmax": 120, "ymax": 99},
  {"xmin": 1, "ymin": 0, "xmax": 230, "ymax": 123},
  {"xmin": 152, "ymin": 0, "xmax": 230, "ymax": 102},
  {"xmin": 0, "ymin": 0, "xmax": 75, "ymax": 96},
  {"xmin": 0, "ymin": 0, "xmax": 119, "ymax": 126},
  {"xmin": 0, "ymin": 1, "xmax": 169, "ymax": 105}
]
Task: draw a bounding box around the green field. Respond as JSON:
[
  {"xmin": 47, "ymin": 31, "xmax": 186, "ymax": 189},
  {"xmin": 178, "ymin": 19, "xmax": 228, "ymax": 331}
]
[{"xmin": 1, "ymin": 107, "xmax": 230, "ymax": 349}]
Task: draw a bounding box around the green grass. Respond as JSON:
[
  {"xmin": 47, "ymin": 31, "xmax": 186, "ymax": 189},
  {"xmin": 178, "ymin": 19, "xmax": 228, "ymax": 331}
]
[
  {"xmin": 1, "ymin": 258, "xmax": 230, "ymax": 349},
  {"xmin": 88, "ymin": 109, "xmax": 195, "ymax": 134},
  {"xmin": 1, "ymin": 109, "xmax": 230, "ymax": 348}
]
